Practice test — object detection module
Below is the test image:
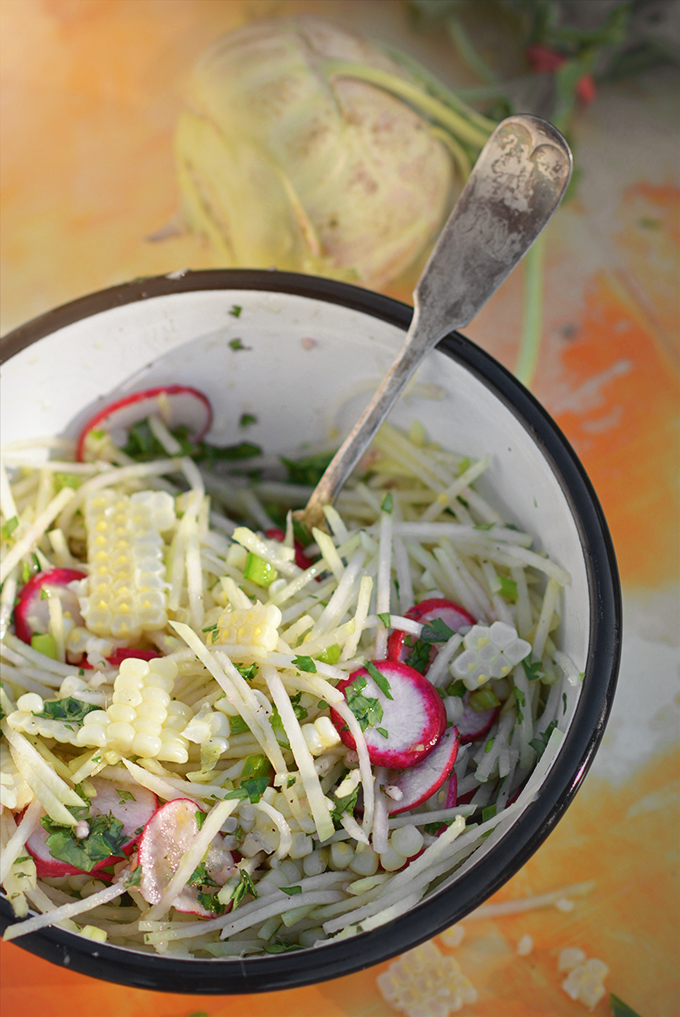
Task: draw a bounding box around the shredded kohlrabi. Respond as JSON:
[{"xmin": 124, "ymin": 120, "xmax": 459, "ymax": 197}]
[{"xmin": 0, "ymin": 412, "xmax": 578, "ymax": 956}]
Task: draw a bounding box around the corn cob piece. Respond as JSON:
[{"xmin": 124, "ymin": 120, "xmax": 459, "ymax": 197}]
[
  {"xmin": 81, "ymin": 490, "xmax": 175, "ymax": 640},
  {"xmin": 213, "ymin": 601, "xmax": 282, "ymax": 653},
  {"xmin": 76, "ymin": 656, "xmax": 191, "ymax": 762},
  {"xmin": 0, "ymin": 742, "xmax": 33, "ymax": 811}
]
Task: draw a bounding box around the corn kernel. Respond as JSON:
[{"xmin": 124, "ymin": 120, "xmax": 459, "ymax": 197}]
[
  {"xmin": 107, "ymin": 703, "xmax": 137, "ymax": 725},
  {"xmin": 348, "ymin": 844, "xmax": 379, "ymax": 876},
  {"xmin": 379, "ymin": 844, "xmax": 406, "ymax": 872},
  {"xmin": 390, "ymin": 824, "xmax": 423, "ymax": 859},
  {"xmin": 132, "ymin": 732, "xmax": 163, "ymax": 758},
  {"xmin": 329, "ymin": 842, "xmax": 355, "ymax": 870},
  {"xmin": 106, "ymin": 722, "xmax": 135, "ymax": 754},
  {"xmin": 288, "ymin": 832, "xmax": 313, "ymax": 859}
]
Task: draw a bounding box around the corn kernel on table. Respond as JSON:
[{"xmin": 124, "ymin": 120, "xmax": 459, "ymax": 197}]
[{"xmin": 1, "ymin": 2, "xmax": 678, "ymax": 1016}]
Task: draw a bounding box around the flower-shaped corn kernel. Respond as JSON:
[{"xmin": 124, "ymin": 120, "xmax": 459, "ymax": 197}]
[
  {"xmin": 76, "ymin": 656, "xmax": 190, "ymax": 762},
  {"xmin": 215, "ymin": 601, "xmax": 282, "ymax": 653},
  {"xmin": 80, "ymin": 490, "xmax": 175, "ymax": 640},
  {"xmin": 301, "ymin": 716, "xmax": 342, "ymax": 756},
  {"xmin": 450, "ymin": 622, "xmax": 531, "ymax": 690},
  {"xmin": 377, "ymin": 941, "xmax": 477, "ymax": 1017},
  {"xmin": 559, "ymin": 951, "xmax": 609, "ymax": 1011},
  {"xmin": 0, "ymin": 742, "xmax": 32, "ymax": 811},
  {"xmin": 182, "ymin": 704, "xmax": 230, "ymax": 761}
]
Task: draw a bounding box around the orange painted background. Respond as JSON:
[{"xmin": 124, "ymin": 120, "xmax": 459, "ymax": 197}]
[{"xmin": 1, "ymin": 2, "xmax": 678, "ymax": 1016}]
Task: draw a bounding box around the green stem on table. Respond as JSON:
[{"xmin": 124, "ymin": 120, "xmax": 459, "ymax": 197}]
[
  {"xmin": 446, "ymin": 16, "xmax": 497, "ymax": 85},
  {"xmin": 320, "ymin": 60, "xmax": 494, "ymax": 149},
  {"xmin": 515, "ymin": 231, "xmax": 546, "ymax": 388}
]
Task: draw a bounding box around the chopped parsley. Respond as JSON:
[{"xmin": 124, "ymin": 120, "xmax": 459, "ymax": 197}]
[
  {"xmin": 121, "ymin": 418, "xmax": 261, "ymax": 466},
  {"xmin": 481, "ymin": 804, "xmax": 497, "ymax": 823},
  {"xmin": 420, "ymin": 618, "xmax": 456, "ymax": 643},
  {"xmin": 230, "ymin": 869, "xmax": 258, "ymax": 910},
  {"xmin": 1, "ymin": 516, "xmax": 18, "ymax": 540},
  {"xmin": 609, "ymin": 994, "xmax": 642, "ymax": 1017},
  {"xmin": 239, "ymin": 412, "xmax": 257, "ymax": 428},
  {"xmin": 116, "ymin": 788, "xmax": 136, "ymax": 804},
  {"xmin": 229, "ymin": 305, "xmax": 242, "ymax": 317},
  {"xmin": 40, "ymin": 808, "xmax": 127, "ymax": 873},
  {"xmin": 224, "ymin": 776, "xmax": 270, "ymax": 804},
  {"xmin": 529, "ymin": 720, "xmax": 558, "ymax": 760},
  {"xmin": 344, "ymin": 675, "xmax": 383, "ymax": 731},
  {"xmin": 317, "ymin": 644, "xmax": 341, "ymax": 665},
  {"xmin": 364, "ymin": 661, "xmax": 393, "ymax": 700},
  {"xmin": 513, "ymin": 686, "xmax": 526, "ymax": 722},
  {"xmin": 405, "ymin": 637, "xmax": 432, "ymax": 675},
  {"xmin": 380, "ymin": 492, "xmax": 393, "ymax": 513},
  {"xmin": 377, "ymin": 612, "xmax": 391, "ymax": 628},
  {"xmin": 197, "ymin": 891, "xmax": 228, "ymax": 915},
  {"xmin": 262, "ymin": 941, "xmax": 303, "ymax": 953},
  {"xmin": 376, "ymin": 727, "xmax": 389, "ymax": 739},
  {"xmin": 36, "ymin": 697, "xmax": 99, "ymax": 725},
  {"xmin": 234, "ymin": 662, "xmax": 259, "ymax": 681},
  {"xmin": 280, "ymin": 451, "xmax": 335, "ymax": 487},
  {"xmin": 188, "ymin": 861, "xmax": 219, "ymax": 888},
  {"xmin": 195, "ymin": 810, "xmax": 208, "ymax": 831},
  {"xmin": 522, "ymin": 659, "xmax": 545, "ymax": 682},
  {"xmin": 498, "ymin": 576, "xmax": 518, "ymax": 602},
  {"xmin": 229, "ymin": 338, "xmax": 249, "ymax": 351},
  {"xmin": 330, "ymin": 785, "xmax": 359, "ymax": 828},
  {"xmin": 281, "ymin": 885, "xmax": 303, "ymax": 896},
  {"xmin": 292, "ymin": 654, "xmax": 317, "ymax": 673},
  {"xmin": 241, "ymin": 754, "xmax": 270, "ymax": 779}
]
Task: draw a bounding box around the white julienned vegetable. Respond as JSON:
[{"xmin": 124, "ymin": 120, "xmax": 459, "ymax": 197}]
[{"xmin": 0, "ymin": 413, "xmax": 579, "ymax": 956}]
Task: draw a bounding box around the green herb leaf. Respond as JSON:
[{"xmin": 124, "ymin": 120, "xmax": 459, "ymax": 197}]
[
  {"xmin": 529, "ymin": 720, "xmax": 558, "ymax": 761},
  {"xmin": 344, "ymin": 675, "xmax": 383, "ymax": 731},
  {"xmin": 484, "ymin": 737, "xmax": 494, "ymax": 753},
  {"xmin": 270, "ymin": 691, "xmax": 308, "ymax": 730},
  {"xmin": 195, "ymin": 810, "xmax": 207, "ymax": 831},
  {"xmin": 188, "ymin": 861, "xmax": 219, "ymax": 888},
  {"xmin": 229, "ymin": 338, "xmax": 248, "ymax": 351},
  {"xmin": 481, "ymin": 804, "xmax": 497, "ymax": 823},
  {"xmin": 36, "ymin": 697, "xmax": 99, "ymax": 725},
  {"xmin": 474, "ymin": 522, "xmax": 495, "ymax": 531},
  {"xmin": 377, "ymin": 612, "xmax": 391, "ymax": 628},
  {"xmin": 376, "ymin": 727, "xmax": 389, "ymax": 739},
  {"xmin": 292, "ymin": 654, "xmax": 317, "ymax": 673},
  {"xmin": 41, "ymin": 810, "xmax": 127, "ymax": 872},
  {"xmin": 125, "ymin": 865, "xmax": 142, "ymax": 887},
  {"xmin": 364, "ymin": 661, "xmax": 393, "ymax": 700},
  {"xmin": 224, "ymin": 776, "xmax": 270, "ymax": 804},
  {"xmin": 230, "ymin": 869, "xmax": 258, "ymax": 910},
  {"xmin": 197, "ymin": 890, "xmax": 228, "ymax": 914},
  {"xmin": 562, "ymin": 692, "xmax": 568, "ymax": 715},
  {"xmin": 406, "ymin": 638, "xmax": 433, "ymax": 674},
  {"xmin": 241, "ymin": 754, "xmax": 270, "ymax": 780},
  {"xmin": 445, "ymin": 678, "xmax": 466, "ymax": 698},
  {"xmin": 234, "ymin": 662, "xmax": 258, "ymax": 681},
  {"xmin": 115, "ymin": 788, "xmax": 136, "ymax": 803},
  {"xmin": 239, "ymin": 412, "xmax": 257, "ymax": 428},
  {"xmin": 30, "ymin": 633, "xmax": 57, "ymax": 659},
  {"xmin": 227, "ymin": 714, "xmax": 250, "ymax": 735},
  {"xmin": 468, "ymin": 688, "xmax": 501, "ymax": 712},
  {"xmin": 281, "ymin": 451, "xmax": 335, "ymax": 487},
  {"xmin": 229, "ymin": 305, "xmax": 242, "ymax": 318},
  {"xmin": 609, "ymin": 994, "xmax": 642, "ymax": 1017},
  {"xmin": 420, "ymin": 618, "xmax": 456, "ymax": 643},
  {"xmin": 262, "ymin": 941, "xmax": 303, "ymax": 953},
  {"xmin": 513, "ymin": 686, "xmax": 526, "ymax": 722},
  {"xmin": 330, "ymin": 786, "xmax": 359, "ymax": 828},
  {"xmin": 281, "ymin": 885, "xmax": 303, "ymax": 896},
  {"xmin": 380, "ymin": 492, "xmax": 393, "ymax": 513},
  {"xmin": 522, "ymin": 659, "xmax": 544, "ymax": 682}
]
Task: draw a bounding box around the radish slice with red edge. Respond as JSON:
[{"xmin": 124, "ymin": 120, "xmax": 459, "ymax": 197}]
[
  {"xmin": 457, "ymin": 692, "xmax": 499, "ymax": 744},
  {"xmin": 330, "ymin": 660, "xmax": 447, "ymax": 769},
  {"xmin": 76, "ymin": 384, "xmax": 212, "ymax": 461},
  {"xmin": 387, "ymin": 598, "xmax": 475, "ymax": 669},
  {"xmin": 137, "ymin": 798, "xmax": 235, "ymax": 917},
  {"xmin": 265, "ymin": 528, "xmax": 314, "ymax": 571},
  {"xmin": 385, "ymin": 726, "xmax": 459, "ymax": 815},
  {"xmin": 25, "ymin": 778, "xmax": 157, "ymax": 878},
  {"xmin": 14, "ymin": 568, "xmax": 86, "ymax": 645}
]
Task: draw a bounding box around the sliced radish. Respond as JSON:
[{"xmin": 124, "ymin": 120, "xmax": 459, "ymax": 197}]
[
  {"xmin": 385, "ymin": 726, "xmax": 459, "ymax": 815},
  {"xmin": 387, "ymin": 598, "xmax": 475, "ymax": 668},
  {"xmin": 265, "ymin": 528, "xmax": 314, "ymax": 571},
  {"xmin": 14, "ymin": 568, "xmax": 87, "ymax": 645},
  {"xmin": 445, "ymin": 770, "xmax": 458, "ymax": 810},
  {"xmin": 137, "ymin": 798, "xmax": 235, "ymax": 917},
  {"xmin": 330, "ymin": 660, "xmax": 447, "ymax": 769},
  {"xmin": 25, "ymin": 778, "xmax": 157, "ymax": 877},
  {"xmin": 76, "ymin": 385, "xmax": 212, "ymax": 461},
  {"xmin": 105, "ymin": 648, "xmax": 162, "ymax": 667},
  {"xmin": 457, "ymin": 692, "xmax": 499, "ymax": 744}
]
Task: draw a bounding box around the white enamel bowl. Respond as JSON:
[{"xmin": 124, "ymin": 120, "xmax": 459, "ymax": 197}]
[{"xmin": 0, "ymin": 270, "xmax": 620, "ymax": 993}]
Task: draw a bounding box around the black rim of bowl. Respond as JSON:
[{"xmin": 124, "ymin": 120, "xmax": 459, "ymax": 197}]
[{"xmin": 0, "ymin": 269, "xmax": 622, "ymax": 994}]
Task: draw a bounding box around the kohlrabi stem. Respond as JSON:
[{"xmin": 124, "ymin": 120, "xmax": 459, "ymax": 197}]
[
  {"xmin": 515, "ymin": 231, "xmax": 546, "ymax": 388},
  {"xmin": 321, "ymin": 60, "xmax": 493, "ymax": 149}
]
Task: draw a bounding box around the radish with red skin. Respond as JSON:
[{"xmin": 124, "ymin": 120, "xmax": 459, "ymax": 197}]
[
  {"xmin": 387, "ymin": 598, "xmax": 475, "ymax": 667},
  {"xmin": 330, "ymin": 660, "xmax": 447, "ymax": 769},
  {"xmin": 457, "ymin": 692, "xmax": 499, "ymax": 744},
  {"xmin": 76, "ymin": 385, "xmax": 212, "ymax": 461},
  {"xmin": 137, "ymin": 798, "xmax": 236, "ymax": 917},
  {"xmin": 25, "ymin": 778, "xmax": 157, "ymax": 878},
  {"xmin": 14, "ymin": 568, "xmax": 86, "ymax": 644},
  {"xmin": 385, "ymin": 726, "xmax": 459, "ymax": 815}
]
